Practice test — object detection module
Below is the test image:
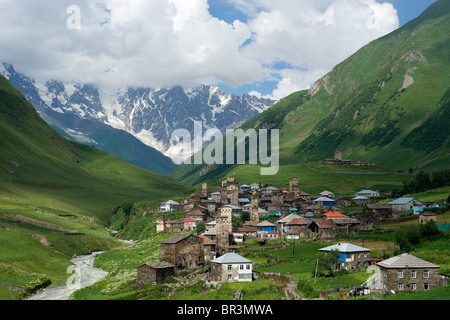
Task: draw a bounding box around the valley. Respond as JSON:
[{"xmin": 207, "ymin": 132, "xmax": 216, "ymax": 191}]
[{"xmin": 0, "ymin": 0, "xmax": 448, "ymax": 306}]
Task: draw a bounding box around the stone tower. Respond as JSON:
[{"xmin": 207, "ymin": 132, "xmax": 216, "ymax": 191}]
[
  {"xmin": 216, "ymin": 206, "xmax": 232, "ymax": 254},
  {"xmin": 335, "ymin": 150, "xmax": 342, "ymax": 161},
  {"xmin": 289, "ymin": 178, "xmax": 300, "ymax": 198},
  {"xmin": 229, "ymin": 185, "xmax": 239, "ymax": 206},
  {"xmin": 250, "ymin": 196, "xmax": 260, "ymax": 223},
  {"xmin": 202, "ymin": 183, "xmax": 208, "ymax": 198},
  {"xmin": 156, "ymin": 216, "xmax": 165, "ymax": 234},
  {"xmin": 220, "ymin": 180, "xmax": 228, "ymax": 206}
]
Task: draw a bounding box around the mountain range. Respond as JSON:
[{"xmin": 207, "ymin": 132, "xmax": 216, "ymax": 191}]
[
  {"xmin": 171, "ymin": 0, "xmax": 450, "ymax": 186},
  {"xmin": 0, "ymin": 63, "xmax": 275, "ymax": 174}
]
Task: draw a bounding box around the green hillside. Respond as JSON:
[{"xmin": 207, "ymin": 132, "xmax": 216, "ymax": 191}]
[
  {"xmin": 0, "ymin": 74, "xmax": 191, "ymax": 298},
  {"xmin": 171, "ymin": 0, "xmax": 450, "ymax": 186}
]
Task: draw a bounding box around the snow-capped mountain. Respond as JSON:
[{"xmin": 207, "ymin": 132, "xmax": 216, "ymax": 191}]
[{"xmin": 1, "ymin": 62, "xmax": 275, "ymax": 160}]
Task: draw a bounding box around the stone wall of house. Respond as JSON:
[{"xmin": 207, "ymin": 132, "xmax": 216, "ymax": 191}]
[
  {"xmin": 379, "ymin": 267, "xmax": 442, "ymax": 292},
  {"xmin": 160, "ymin": 237, "xmax": 205, "ymax": 270},
  {"xmin": 137, "ymin": 265, "xmax": 175, "ymax": 285}
]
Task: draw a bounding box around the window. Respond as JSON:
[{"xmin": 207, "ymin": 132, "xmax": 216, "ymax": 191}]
[
  {"xmin": 398, "ymin": 283, "xmax": 404, "ymax": 291},
  {"xmin": 411, "ymin": 283, "xmax": 417, "ymax": 290},
  {"xmin": 411, "ymin": 270, "xmax": 416, "ymax": 278},
  {"xmin": 228, "ymin": 265, "xmax": 232, "ymax": 271},
  {"xmin": 398, "ymin": 271, "xmax": 403, "ymax": 279},
  {"xmin": 424, "ymin": 283, "xmax": 429, "ymax": 290},
  {"xmin": 228, "ymin": 274, "xmax": 232, "ymax": 280},
  {"xmin": 424, "ymin": 270, "xmax": 429, "ymax": 278},
  {"xmin": 240, "ymin": 265, "xmax": 244, "ymax": 270},
  {"xmin": 246, "ymin": 264, "xmax": 251, "ymax": 270}
]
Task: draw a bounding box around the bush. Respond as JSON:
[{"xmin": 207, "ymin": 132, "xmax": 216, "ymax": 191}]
[{"xmin": 297, "ymin": 279, "xmax": 319, "ymax": 299}]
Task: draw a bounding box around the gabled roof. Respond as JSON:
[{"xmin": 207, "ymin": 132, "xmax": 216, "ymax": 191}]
[
  {"xmin": 183, "ymin": 217, "xmax": 196, "ymax": 223},
  {"xmin": 286, "ymin": 218, "xmax": 307, "ymax": 226},
  {"xmin": 161, "ymin": 234, "xmax": 201, "ymax": 244},
  {"xmin": 322, "ymin": 211, "xmax": 345, "ymax": 218},
  {"xmin": 314, "ymin": 197, "xmax": 335, "ymax": 202},
  {"xmin": 319, "ymin": 243, "xmax": 370, "ymax": 253},
  {"xmin": 162, "ymin": 200, "xmax": 179, "ymax": 205},
  {"xmin": 257, "ymin": 220, "xmax": 276, "ymax": 227},
  {"xmin": 186, "ymin": 210, "xmax": 205, "ymax": 216},
  {"xmin": 211, "ymin": 252, "xmax": 252, "ymax": 264},
  {"xmin": 377, "ymin": 253, "xmax": 440, "ymax": 269},
  {"xmin": 388, "ymin": 197, "xmax": 416, "ymax": 205},
  {"xmin": 312, "ymin": 219, "xmax": 331, "ymax": 228},
  {"xmin": 278, "ymin": 213, "xmax": 301, "ymax": 223},
  {"xmin": 352, "ymin": 196, "xmax": 370, "ymax": 200}
]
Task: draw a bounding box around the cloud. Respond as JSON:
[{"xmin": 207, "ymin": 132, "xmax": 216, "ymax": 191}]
[{"xmin": 0, "ymin": 0, "xmax": 399, "ymax": 100}]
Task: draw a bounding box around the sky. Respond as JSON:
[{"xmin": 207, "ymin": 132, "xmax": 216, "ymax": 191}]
[{"xmin": 0, "ymin": 0, "xmax": 437, "ymax": 101}]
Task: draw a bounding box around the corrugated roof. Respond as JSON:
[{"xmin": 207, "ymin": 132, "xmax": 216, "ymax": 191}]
[
  {"xmin": 377, "ymin": 253, "xmax": 440, "ymax": 269},
  {"xmin": 314, "ymin": 197, "xmax": 335, "ymax": 202},
  {"xmin": 388, "ymin": 197, "xmax": 416, "ymax": 205},
  {"xmin": 211, "ymin": 252, "xmax": 252, "ymax": 264},
  {"xmin": 319, "ymin": 243, "xmax": 370, "ymax": 253}
]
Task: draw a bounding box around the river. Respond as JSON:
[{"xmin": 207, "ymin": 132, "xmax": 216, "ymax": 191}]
[{"xmin": 26, "ymin": 252, "xmax": 108, "ymax": 300}]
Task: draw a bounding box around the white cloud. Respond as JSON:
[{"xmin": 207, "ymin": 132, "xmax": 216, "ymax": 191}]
[{"xmin": 0, "ymin": 0, "xmax": 399, "ymax": 100}]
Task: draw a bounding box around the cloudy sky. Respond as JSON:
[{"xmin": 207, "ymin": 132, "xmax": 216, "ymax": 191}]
[{"xmin": 0, "ymin": 0, "xmax": 436, "ymax": 100}]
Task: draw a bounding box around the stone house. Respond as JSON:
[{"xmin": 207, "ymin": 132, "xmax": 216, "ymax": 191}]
[
  {"xmin": 277, "ymin": 213, "xmax": 301, "ymax": 236},
  {"xmin": 183, "ymin": 217, "xmax": 197, "ymax": 231},
  {"xmin": 209, "ymin": 252, "xmax": 253, "ymax": 283},
  {"xmin": 319, "ymin": 243, "xmax": 371, "ymax": 272},
  {"xmin": 164, "ymin": 220, "xmax": 184, "ymax": 233},
  {"xmin": 285, "ymin": 218, "xmax": 309, "ymax": 239},
  {"xmin": 309, "ymin": 219, "xmax": 333, "ymax": 240},
  {"xmin": 267, "ymin": 203, "xmax": 290, "ymax": 217},
  {"xmin": 198, "ymin": 235, "xmax": 217, "ymax": 263},
  {"xmin": 256, "ymin": 220, "xmax": 278, "ymax": 240},
  {"xmin": 137, "ymin": 262, "xmax": 175, "ymax": 285},
  {"xmin": 160, "ymin": 235, "xmax": 205, "ymax": 270},
  {"xmin": 185, "ymin": 210, "xmax": 206, "ymax": 222},
  {"xmin": 376, "ymin": 253, "xmax": 443, "ymax": 292},
  {"xmin": 330, "ymin": 218, "xmax": 361, "ymax": 235},
  {"xmin": 160, "ymin": 200, "xmax": 180, "ymax": 212},
  {"xmin": 335, "ymin": 197, "xmax": 352, "ymax": 208},
  {"xmin": 352, "ymin": 196, "xmax": 370, "ymax": 205},
  {"xmin": 419, "ymin": 212, "xmax": 437, "ymax": 225},
  {"xmin": 388, "ymin": 197, "xmax": 421, "ymax": 212}
]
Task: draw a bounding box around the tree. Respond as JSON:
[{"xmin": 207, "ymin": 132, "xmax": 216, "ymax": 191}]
[
  {"xmin": 394, "ymin": 226, "xmax": 421, "ymax": 252},
  {"xmin": 240, "ymin": 211, "xmax": 250, "ymax": 224},
  {"xmin": 196, "ymin": 220, "xmax": 206, "ymax": 235},
  {"xmin": 314, "ymin": 250, "xmax": 339, "ymax": 277}
]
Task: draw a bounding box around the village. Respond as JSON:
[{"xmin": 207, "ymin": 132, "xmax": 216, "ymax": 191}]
[{"xmin": 135, "ymin": 175, "xmax": 449, "ymax": 299}]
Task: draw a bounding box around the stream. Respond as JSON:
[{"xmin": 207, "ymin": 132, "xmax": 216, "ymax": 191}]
[{"xmin": 26, "ymin": 252, "xmax": 108, "ymax": 300}]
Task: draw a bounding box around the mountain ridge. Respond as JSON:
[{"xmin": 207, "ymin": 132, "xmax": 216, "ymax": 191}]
[{"xmin": 171, "ymin": 0, "xmax": 450, "ymax": 186}]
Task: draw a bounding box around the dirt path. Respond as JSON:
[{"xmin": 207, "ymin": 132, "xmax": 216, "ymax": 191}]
[{"xmin": 26, "ymin": 252, "xmax": 108, "ymax": 300}]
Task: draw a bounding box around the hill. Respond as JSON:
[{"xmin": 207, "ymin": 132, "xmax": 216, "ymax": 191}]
[
  {"xmin": 0, "ymin": 63, "xmax": 177, "ymax": 175},
  {"xmin": 171, "ymin": 0, "xmax": 450, "ymax": 186},
  {"xmin": 0, "ymin": 74, "xmax": 192, "ymax": 298}
]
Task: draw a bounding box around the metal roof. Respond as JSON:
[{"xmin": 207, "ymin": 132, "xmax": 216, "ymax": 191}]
[
  {"xmin": 211, "ymin": 252, "xmax": 252, "ymax": 264},
  {"xmin": 319, "ymin": 243, "xmax": 370, "ymax": 253},
  {"xmin": 388, "ymin": 197, "xmax": 416, "ymax": 205},
  {"xmin": 377, "ymin": 253, "xmax": 440, "ymax": 269}
]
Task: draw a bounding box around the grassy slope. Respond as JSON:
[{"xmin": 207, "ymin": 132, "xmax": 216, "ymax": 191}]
[
  {"xmin": 0, "ymin": 75, "xmax": 192, "ymax": 298},
  {"xmin": 171, "ymin": 0, "xmax": 450, "ymax": 187}
]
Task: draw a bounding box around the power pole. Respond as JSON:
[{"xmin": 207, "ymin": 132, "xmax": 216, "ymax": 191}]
[{"xmin": 314, "ymin": 259, "xmax": 319, "ymax": 284}]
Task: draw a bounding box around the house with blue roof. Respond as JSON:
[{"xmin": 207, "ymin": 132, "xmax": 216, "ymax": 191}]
[
  {"xmin": 319, "ymin": 243, "xmax": 371, "ymax": 271},
  {"xmin": 388, "ymin": 197, "xmax": 424, "ymax": 213}
]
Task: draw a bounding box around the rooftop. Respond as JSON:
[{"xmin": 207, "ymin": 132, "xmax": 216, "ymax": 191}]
[
  {"xmin": 211, "ymin": 252, "xmax": 252, "ymax": 264},
  {"xmin": 319, "ymin": 243, "xmax": 370, "ymax": 253},
  {"xmin": 377, "ymin": 253, "xmax": 440, "ymax": 269}
]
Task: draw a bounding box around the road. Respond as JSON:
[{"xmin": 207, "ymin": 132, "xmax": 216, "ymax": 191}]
[{"xmin": 26, "ymin": 252, "xmax": 108, "ymax": 300}]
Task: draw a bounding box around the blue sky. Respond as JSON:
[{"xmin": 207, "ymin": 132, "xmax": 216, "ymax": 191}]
[
  {"xmin": 208, "ymin": 0, "xmax": 437, "ymax": 97},
  {"xmin": 0, "ymin": 0, "xmax": 439, "ymax": 101}
]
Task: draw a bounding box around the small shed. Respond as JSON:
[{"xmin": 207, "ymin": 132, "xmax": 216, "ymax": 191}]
[{"xmin": 137, "ymin": 262, "xmax": 175, "ymax": 285}]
